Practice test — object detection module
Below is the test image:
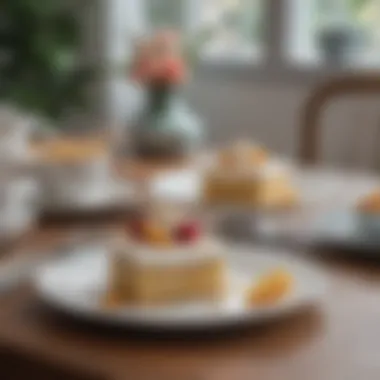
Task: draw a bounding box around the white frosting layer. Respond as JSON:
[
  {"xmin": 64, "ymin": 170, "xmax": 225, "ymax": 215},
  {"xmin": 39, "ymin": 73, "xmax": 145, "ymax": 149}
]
[
  {"xmin": 113, "ymin": 237, "xmax": 224, "ymax": 267},
  {"xmin": 207, "ymin": 157, "xmax": 290, "ymax": 180}
]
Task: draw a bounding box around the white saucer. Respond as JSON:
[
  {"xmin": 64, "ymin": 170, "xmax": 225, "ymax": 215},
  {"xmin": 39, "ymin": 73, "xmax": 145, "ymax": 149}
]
[
  {"xmin": 33, "ymin": 245, "xmax": 327, "ymax": 330},
  {"xmin": 310, "ymin": 211, "xmax": 380, "ymax": 255},
  {"xmin": 41, "ymin": 180, "xmax": 134, "ymax": 213}
]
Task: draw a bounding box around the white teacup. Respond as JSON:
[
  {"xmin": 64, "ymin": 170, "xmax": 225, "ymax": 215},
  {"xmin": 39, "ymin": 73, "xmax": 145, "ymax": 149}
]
[
  {"xmin": 0, "ymin": 177, "xmax": 39, "ymax": 238},
  {"xmin": 0, "ymin": 106, "xmax": 33, "ymax": 163},
  {"xmin": 34, "ymin": 138, "xmax": 112, "ymax": 206}
]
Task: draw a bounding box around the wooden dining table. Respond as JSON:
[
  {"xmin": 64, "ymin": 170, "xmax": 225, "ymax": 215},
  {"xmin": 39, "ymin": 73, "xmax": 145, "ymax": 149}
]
[{"xmin": 2, "ymin": 159, "xmax": 380, "ymax": 380}]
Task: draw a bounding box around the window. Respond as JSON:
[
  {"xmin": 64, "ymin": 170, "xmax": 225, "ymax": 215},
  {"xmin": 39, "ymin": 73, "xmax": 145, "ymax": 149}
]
[
  {"xmin": 195, "ymin": 0, "xmax": 264, "ymax": 61},
  {"xmin": 146, "ymin": 0, "xmax": 185, "ymax": 30},
  {"xmin": 144, "ymin": 0, "xmax": 264, "ymax": 62},
  {"xmin": 122, "ymin": 0, "xmax": 380, "ymax": 81},
  {"xmin": 290, "ymin": 0, "xmax": 380, "ymax": 68}
]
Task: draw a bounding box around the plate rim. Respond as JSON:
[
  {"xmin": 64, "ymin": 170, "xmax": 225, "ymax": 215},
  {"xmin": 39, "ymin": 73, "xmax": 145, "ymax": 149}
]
[{"xmin": 33, "ymin": 246, "xmax": 328, "ymax": 330}]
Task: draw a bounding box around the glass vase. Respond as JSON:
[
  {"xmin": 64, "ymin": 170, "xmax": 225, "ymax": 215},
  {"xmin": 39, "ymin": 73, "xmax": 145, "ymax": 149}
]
[{"xmin": 130, "ymin": 84, "xmax": 203, "ymax": 159}]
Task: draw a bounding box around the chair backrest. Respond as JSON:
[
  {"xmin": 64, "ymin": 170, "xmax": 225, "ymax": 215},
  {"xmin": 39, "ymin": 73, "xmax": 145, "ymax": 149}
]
[{"xmin": 299, "ymin": 75, "xmax": 380, "ymax": 165}]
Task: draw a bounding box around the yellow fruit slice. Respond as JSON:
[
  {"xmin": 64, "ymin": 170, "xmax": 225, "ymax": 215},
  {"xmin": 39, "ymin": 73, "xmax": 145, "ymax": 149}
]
[
  {"xmin": 142, "ymin": 221, "xmax": 173, "ymax": 248},
  {"xmin": 247, "ymin": 268, "xmax": 294, "ymax": 306}
]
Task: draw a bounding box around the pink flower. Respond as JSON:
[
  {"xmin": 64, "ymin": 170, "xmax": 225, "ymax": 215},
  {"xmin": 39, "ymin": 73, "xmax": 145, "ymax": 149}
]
[{"xmin": 130, "ymin": 30, "xmax": 187, "ymax": 85}]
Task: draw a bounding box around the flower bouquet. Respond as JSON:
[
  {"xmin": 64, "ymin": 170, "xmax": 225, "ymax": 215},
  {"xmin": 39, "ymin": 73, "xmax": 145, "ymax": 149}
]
[{"xmin": 128, "ymin": 30, "xmax": 203, "ymax": 159}]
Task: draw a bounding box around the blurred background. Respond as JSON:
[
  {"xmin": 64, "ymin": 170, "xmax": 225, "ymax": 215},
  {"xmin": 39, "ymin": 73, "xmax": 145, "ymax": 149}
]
[
  {"xmin": 2, "ymin": 0, "xmax": 380, "ymax": 167},
  {"xmin": 2, "ymin": 4, "xmax": 380, "ymax": 377}
]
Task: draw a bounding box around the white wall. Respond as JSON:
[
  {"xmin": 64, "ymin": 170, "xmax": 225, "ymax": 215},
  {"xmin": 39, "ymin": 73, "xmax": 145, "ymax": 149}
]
[{"xmin": 185, "ymin": 78, "xmax": 380, "ymax": 170}]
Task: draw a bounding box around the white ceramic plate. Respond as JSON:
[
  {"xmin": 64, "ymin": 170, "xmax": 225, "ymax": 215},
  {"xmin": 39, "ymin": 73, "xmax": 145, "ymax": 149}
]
[{"xmin": 33, "ymin": 246, "xmax": 327, "ymax": 330}]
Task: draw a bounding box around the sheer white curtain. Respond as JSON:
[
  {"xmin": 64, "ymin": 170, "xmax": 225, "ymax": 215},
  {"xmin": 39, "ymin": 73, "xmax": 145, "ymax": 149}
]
[
  {"xmin": 286, "ymin": 0, "xmax": 316, "ymax": 63},
  {"xmin": 103, "ymin": 0, "xmax": 145, "ymax": 126}
]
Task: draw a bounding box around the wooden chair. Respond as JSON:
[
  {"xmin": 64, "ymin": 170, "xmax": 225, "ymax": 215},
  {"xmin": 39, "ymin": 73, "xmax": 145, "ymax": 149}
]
[{"xmin": 299, "ymin": 75, "xmax": 380, "ymax": 164}]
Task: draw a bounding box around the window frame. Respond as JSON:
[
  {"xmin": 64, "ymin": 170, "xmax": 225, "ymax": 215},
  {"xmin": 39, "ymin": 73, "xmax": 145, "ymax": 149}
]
[
  {"xmin": 196, "ymin": 0, "xmax": 380, "ymax": 84},
  {"xmin": 122, "ymin": 0, "xmax": 380, "ymax": 85}
]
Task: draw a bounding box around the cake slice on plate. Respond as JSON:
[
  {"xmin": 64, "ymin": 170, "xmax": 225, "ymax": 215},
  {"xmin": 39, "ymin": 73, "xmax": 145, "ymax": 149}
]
[
  {"xmin": 106, "ymin": 208, "xmax": 227, "ymax": 306},
  {"xmin": 203, "ymin": 140, "xmax": 297, "ymax": 209},
  {"xmin": 110, "ymin": 238, "xmax": 226, "ymax": 306}
]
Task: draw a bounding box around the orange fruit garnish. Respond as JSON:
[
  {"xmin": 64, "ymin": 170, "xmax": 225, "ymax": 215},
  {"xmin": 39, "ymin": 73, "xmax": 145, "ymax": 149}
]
[
  {"xmin": 358, "ymin": 191, "xmax": 380, "ymax": 213},
  {"xmin": 142, "ymin": 220, "xmax": 173, "ymax": 247},
  {"xmin": 247, "ymin": 268, "xmax": 294, "ymax": 306}
]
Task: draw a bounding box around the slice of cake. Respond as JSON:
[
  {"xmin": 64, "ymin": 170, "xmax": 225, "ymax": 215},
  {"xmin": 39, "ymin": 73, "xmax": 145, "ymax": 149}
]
[
  {"xmin": 109, "ymin": 238, "xmax": 226, "ymax": 306},
  {"xmin": 106, "ymin": 210, "xmax": 227, "ymax": 307},
  {"xmin": 203, "ymin": 141, "xmax": 297, "ymax": 209}
]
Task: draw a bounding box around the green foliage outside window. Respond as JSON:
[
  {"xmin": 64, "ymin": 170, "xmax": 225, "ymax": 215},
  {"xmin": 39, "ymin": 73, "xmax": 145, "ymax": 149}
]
[{"xmin": 0, "ymin": 0, "xmax": 94, "ymax": 121}]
